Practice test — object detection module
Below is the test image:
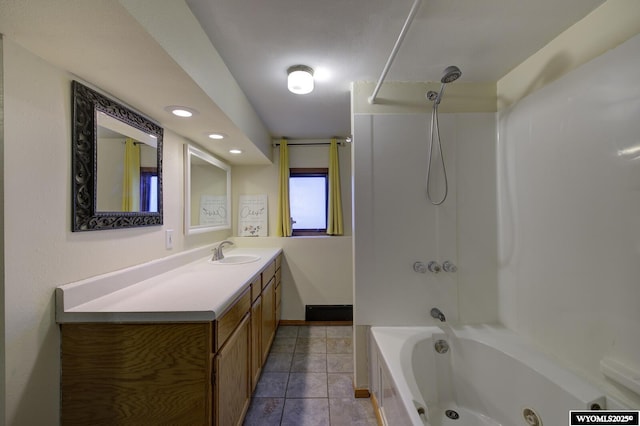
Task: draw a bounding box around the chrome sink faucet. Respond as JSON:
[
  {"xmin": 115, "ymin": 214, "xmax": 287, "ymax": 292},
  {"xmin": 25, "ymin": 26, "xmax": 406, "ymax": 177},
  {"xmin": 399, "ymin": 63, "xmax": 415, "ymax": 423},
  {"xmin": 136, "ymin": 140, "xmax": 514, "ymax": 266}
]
[
  {"xmin": 430, "ymin": 308, "xmax": 446, "ymax": 322},
  {"xmin": 211, "ymin": 240, "xmax": 234, "ymax": 261}
]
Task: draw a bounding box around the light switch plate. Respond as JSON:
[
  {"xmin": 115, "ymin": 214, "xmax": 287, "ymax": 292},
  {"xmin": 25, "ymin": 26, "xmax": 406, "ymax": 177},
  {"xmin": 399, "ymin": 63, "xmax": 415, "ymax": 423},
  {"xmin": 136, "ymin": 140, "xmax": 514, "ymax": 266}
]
[{"xmin": 165, "ymin": 229, "xmax": 173, "ymax": 250}]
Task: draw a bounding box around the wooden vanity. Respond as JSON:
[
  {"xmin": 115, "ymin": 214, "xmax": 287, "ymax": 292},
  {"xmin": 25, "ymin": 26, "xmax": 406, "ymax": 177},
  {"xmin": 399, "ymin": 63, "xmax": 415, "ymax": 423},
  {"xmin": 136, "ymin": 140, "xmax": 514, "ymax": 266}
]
[{"xmin": 57, "ymin": 249, "xmax": 282, "ymax": 426}]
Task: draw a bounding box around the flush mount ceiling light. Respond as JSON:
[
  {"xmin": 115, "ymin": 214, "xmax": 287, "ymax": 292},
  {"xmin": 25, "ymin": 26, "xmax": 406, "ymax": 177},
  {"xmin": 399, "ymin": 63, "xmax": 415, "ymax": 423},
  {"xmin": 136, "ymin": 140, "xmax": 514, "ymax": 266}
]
[
  {"xmin": 165, "ymin": 106, "xmax": 198, "ymax": 118},
  {"xmin": 229, "ymin": 149, "xmax": 243, "ymax": 155},
  {"xmin": 287, "ymin": 65, "xmax": 314, "ymax": 95}
]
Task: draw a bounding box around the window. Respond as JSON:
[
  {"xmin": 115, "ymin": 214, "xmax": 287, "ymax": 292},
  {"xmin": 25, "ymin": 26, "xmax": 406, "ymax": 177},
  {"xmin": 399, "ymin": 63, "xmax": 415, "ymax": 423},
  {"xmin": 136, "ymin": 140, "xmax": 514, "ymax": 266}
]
[
  {"xmin": 140, "ymin": 167, "xmax": 158, "ymax": 212},
  {"xmin": 289, "ymin": 168, "xmax": 328, "ymax": 236}
]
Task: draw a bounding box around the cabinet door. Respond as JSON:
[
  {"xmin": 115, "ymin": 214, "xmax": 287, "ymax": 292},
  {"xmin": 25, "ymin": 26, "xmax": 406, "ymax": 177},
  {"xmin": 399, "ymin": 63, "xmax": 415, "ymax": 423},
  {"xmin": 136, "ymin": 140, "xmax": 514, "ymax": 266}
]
[
  {"xmin": 250, "ymin": 296, "xmax": 262, "ymax": 391},
  {"xmin": 261, "ymin": 278, "xmax": 276, "ymax": 363},
  {"xmin": 61, "ymin": 323, "xmax": 211, "ymax": 425},
  {"xmin": 215, "ymin": 315, "xmax": 250, "ymax": 426}
]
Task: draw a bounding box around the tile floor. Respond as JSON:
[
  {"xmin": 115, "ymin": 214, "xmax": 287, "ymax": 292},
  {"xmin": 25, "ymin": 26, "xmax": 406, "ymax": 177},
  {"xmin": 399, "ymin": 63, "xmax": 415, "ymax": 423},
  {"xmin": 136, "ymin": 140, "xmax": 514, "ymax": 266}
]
[{"xmin": 243, "ymin": 325, "xmax": 378, "ymax": 426}]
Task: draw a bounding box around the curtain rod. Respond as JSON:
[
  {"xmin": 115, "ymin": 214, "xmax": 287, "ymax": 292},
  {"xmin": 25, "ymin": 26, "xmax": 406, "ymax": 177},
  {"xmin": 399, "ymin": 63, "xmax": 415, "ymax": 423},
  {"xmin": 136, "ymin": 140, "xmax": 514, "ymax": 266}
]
[
  {"xmin": 272, "ymin": 137, "xmax": 351, "ymax": 147},
  {"xmin": 369, "ymin": 0, "xmax": 423, "ymax": 104},
  {"xmin": 272, "ymin": 141, "xmax": 347, "ymax": 147}
]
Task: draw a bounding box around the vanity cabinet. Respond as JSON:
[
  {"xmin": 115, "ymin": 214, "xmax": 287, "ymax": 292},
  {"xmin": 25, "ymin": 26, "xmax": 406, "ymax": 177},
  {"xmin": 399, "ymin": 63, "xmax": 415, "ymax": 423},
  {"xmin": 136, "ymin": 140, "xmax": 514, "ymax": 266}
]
[{"xmin": 59, "ymin": 253, "xmax": 283, "ymax": 426}]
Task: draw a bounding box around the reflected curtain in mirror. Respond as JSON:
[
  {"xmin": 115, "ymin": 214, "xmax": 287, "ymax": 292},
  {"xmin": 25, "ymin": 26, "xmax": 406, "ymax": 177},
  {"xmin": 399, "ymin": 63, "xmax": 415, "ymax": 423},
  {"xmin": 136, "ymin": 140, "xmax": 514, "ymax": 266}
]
[{"xmin": 122, "ymin": 139, "xmax": 140, "ymax": 211}]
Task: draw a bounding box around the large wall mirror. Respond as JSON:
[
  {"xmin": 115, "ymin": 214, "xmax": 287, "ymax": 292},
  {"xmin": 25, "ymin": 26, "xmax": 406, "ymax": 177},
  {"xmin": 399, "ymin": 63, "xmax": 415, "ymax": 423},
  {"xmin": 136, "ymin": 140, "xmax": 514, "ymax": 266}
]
[
  {"xmin": 184, "ymin": 144, "xmax": 231, "ymax": 235},
  {"xmin": 72, "ymin": 80, "xmax": 163, "ymax": 231}
]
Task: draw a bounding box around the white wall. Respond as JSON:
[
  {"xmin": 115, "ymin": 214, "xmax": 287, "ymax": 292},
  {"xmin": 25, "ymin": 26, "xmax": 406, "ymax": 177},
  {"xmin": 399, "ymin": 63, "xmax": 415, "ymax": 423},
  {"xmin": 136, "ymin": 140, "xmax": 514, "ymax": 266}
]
[
  {"xmin": 232, "ymin": 142, "xmax": 354, "ymax": 320},
  {"xmin": 231, "ymin": 236, "xmax": 353, "ymax": 320},
  {"xmin": 497, "ymin": 32, "xmax": 640, "ymax": 408},
  {"xmin": 3, "ymin": 38, "xmax": 230, "ymax": 424}
]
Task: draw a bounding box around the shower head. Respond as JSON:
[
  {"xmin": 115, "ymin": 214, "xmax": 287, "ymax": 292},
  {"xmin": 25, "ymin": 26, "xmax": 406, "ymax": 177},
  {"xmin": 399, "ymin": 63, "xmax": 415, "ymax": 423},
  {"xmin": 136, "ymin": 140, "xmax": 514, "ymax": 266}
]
[
  {"xmin": 441, "ymin": 65, "xmax": 462, "ymax": 84},
  {"xmin": 427, "ymin": 66, "xmax": 462, "ymax": 105}
]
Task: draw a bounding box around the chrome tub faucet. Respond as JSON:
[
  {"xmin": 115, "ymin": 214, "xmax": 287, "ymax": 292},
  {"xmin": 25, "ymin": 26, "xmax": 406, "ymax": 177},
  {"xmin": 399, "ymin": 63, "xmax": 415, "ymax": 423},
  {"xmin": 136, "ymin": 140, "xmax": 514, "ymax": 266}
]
[{"xmin": 430, "ymin": 307, "xmax": 446, "ymax": 322}]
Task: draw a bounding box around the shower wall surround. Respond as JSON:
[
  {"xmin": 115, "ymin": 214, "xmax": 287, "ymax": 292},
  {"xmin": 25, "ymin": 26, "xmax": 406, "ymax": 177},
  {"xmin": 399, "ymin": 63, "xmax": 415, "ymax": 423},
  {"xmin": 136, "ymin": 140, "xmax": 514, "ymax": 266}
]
[
  {"xmin": 352, "ymin": 110, "xmax": 498, "ymax": 387},
  {"xmin": 497, "ymin": 32, "xmax": 640, "ymax": 408},
  {"xmin": 352, "ymin": 112, "xmax": 497, "ymax": 324}
]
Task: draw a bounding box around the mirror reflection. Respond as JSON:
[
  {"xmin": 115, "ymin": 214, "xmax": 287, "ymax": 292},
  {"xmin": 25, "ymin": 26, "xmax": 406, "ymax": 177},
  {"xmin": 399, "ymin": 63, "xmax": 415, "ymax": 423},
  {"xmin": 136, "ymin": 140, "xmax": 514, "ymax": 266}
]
[
  {"xmin": 96, "ymin": 112, "xmax": 159, "ymax": 212},
  {"xmin": 185, "ymin": 144, "xmax": 231, "ymax": 234}
]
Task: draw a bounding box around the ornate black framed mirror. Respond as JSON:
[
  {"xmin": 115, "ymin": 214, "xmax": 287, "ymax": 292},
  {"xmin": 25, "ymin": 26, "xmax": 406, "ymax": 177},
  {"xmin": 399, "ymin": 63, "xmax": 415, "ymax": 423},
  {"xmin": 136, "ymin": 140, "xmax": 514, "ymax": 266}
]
[{"xmin": 72, "ymin": 80, "xmax": 163, "ymax": 231}]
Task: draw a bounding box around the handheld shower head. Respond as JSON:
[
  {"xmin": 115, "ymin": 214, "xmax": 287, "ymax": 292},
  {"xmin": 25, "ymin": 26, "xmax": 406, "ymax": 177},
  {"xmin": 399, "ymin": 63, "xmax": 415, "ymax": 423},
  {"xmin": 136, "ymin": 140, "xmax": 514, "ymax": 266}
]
[
  {"xmin": 441, "ymin": 65, "xmax": 462, "ymax": 84},
  {"xmin": 427, "ymin": 66, "xmax": 463, "ymax": 105}
]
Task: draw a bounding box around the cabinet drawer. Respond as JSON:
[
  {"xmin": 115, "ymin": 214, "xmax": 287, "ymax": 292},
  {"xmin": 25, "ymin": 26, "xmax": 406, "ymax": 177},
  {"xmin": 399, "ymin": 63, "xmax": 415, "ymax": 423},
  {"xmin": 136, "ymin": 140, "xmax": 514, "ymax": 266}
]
[
  {"xmin": 275, "ymin": 254, "xmax": 282, "ymax": 271},
  {"xmin": 275, "ymin": 267, "xmax": 281, "ymax": 287},
  {"xmin": 216, "ymin": 288, "xmax": 250, "ymax": 352},
  {"xmin": 261, "ymin": 261, "xmax": 276, "ymax": 289},
  {"xmin": 275, "ymin": 281, "xmax": 281, "ymax": 309}
]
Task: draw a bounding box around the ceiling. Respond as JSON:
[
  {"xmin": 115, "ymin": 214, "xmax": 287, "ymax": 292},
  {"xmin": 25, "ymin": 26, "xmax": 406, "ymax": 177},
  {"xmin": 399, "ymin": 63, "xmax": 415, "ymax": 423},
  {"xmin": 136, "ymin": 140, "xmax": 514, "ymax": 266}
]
[
  {"xmin": 186, "ymin": 0, "xmax": 605, "ymax": 139},
  {"xmin": 0, "ymin": 0, "xmax": 605, "ymax": 164}
]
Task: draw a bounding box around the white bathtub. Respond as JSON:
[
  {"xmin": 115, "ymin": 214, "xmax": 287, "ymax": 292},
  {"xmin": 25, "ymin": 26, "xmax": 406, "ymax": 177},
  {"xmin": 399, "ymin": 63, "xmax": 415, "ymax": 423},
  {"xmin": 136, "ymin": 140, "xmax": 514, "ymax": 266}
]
[{"xmin": 369, "ymin": 325, "xmax": 605, "ymax": 426}]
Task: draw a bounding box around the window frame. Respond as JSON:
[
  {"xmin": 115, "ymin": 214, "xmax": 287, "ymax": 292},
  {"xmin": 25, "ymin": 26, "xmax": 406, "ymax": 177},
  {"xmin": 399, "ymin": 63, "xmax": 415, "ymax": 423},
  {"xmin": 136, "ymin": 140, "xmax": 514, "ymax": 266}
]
[{"xmin": 289, "ymin": 167, "xmax": 328, "ymax": 236}]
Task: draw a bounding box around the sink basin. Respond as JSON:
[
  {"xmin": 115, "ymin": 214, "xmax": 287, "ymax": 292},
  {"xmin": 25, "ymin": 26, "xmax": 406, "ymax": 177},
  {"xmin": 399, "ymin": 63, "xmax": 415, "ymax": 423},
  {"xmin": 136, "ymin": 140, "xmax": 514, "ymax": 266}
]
[{"xmin": 210, "ymin": 255, "xmax": 261, "ymax": 265}]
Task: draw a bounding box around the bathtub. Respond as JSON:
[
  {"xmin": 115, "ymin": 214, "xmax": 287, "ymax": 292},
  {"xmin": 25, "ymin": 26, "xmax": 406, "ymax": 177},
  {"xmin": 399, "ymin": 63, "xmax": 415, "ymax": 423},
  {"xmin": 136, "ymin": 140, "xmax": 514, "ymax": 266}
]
[{"xmin": 369, "ymin": 325, "xmax": 606, "ymax": 426}]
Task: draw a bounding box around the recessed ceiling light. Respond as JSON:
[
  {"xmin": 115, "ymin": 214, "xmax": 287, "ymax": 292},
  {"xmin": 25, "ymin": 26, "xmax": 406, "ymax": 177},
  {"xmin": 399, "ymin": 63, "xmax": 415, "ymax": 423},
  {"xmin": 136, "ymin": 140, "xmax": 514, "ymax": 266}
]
[
  {"xmin": 165, "ymin": 106, "xmax": 198, "ymax": 118},
  {"xmin": 208, "ymin": 133, "xmax": 226, "ymax": 140},
  {"xmin": 229, "ymin": 149, "xmax": 243, "ymax": 155}
]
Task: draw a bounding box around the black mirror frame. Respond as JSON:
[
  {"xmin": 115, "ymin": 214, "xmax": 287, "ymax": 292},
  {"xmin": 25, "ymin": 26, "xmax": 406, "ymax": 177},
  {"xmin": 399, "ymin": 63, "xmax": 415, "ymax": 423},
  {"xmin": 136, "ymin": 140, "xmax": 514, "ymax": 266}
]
[{"xmin": 72, "ymin": 80, "xmax": 163, "ymax": 231}]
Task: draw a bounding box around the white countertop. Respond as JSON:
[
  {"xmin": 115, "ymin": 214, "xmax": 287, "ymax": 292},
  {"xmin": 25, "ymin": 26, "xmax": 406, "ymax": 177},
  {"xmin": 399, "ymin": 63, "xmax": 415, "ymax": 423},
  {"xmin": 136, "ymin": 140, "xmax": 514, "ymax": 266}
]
[{"xmin": 56, "ymin": 247, "xmax": 282, "ymax": 323}]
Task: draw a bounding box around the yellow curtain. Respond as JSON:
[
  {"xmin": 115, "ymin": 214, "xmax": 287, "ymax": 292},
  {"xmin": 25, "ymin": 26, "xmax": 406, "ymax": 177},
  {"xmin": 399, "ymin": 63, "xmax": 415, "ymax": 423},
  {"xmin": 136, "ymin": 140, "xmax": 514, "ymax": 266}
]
[
  {"xmin": 121, "ymin": 138, "xmax": 141, "ymax": 211},
  {"xmin": 276, "ymin": 139, "xmax": 292, "ymax": 236},
  {"xmin": 327, "ymin": 138, "xmax": 344, "ymax": 235}
]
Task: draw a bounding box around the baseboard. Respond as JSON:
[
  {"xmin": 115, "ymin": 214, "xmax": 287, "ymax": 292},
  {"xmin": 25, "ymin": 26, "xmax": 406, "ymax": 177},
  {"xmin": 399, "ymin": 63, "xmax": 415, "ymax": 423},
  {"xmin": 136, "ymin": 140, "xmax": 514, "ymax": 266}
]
[
  {"xmin": 354, "ymin": 388, "xmax": 370, "ymax": 398},
  {"xmin": 279, "ymin": 319, "xmax": 353, "ymax": 326},
  {"xmin": 371, "ymin": 392, "xmax": 384, "ymax": 426}
]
